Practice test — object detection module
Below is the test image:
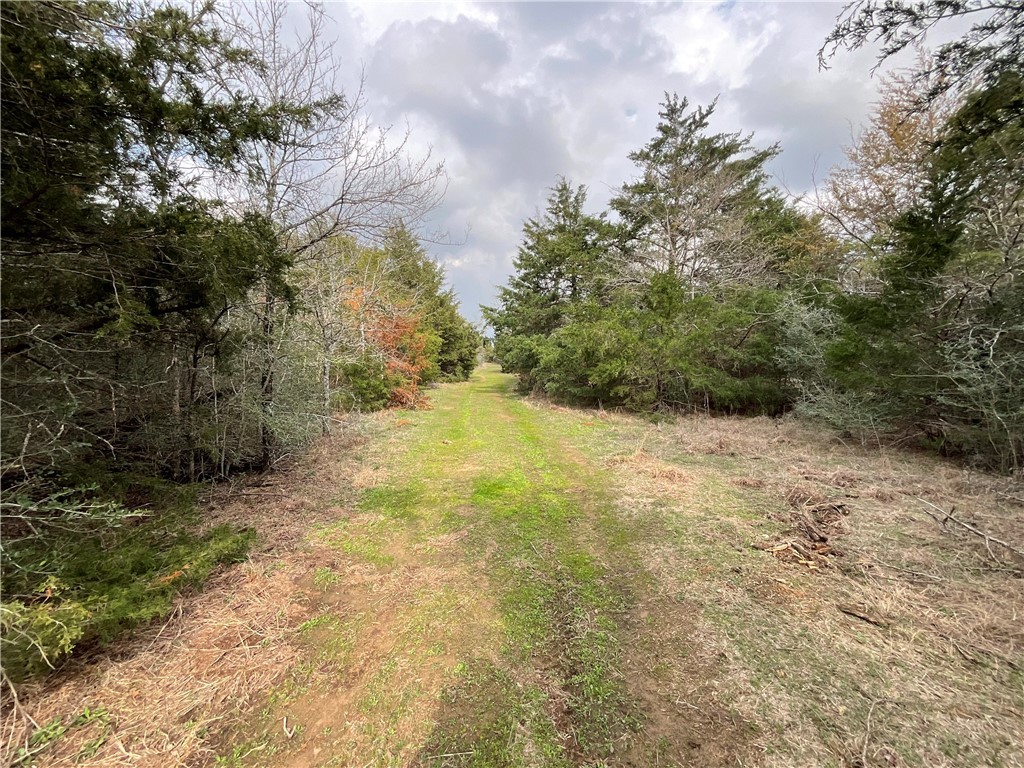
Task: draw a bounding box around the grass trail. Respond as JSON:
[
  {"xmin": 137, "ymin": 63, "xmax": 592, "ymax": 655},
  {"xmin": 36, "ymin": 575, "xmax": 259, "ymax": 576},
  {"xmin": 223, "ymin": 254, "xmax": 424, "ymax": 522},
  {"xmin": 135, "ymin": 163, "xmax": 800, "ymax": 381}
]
[
  {"xmin": 13, "ymin": 366, "xmax": 1022, "ymax": 767},
  {"xmin": 239, "ymin": 365, "xmax": 749, "ymax": 768},
  {"xmin": 221, "ymin": 364, "xmax": 1022, "ymax": 768}
]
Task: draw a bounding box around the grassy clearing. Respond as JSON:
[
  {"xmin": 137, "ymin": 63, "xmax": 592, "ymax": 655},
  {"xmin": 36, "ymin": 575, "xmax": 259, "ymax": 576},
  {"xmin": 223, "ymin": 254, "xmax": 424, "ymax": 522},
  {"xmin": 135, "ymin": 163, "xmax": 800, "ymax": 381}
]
[
  {"xmin": 9, "ymin": 365, "xmax": 1021, "ymax": 768},
  {"xmin": 254, "ymin": 365, "xmax": 650, "ymax": 768}
]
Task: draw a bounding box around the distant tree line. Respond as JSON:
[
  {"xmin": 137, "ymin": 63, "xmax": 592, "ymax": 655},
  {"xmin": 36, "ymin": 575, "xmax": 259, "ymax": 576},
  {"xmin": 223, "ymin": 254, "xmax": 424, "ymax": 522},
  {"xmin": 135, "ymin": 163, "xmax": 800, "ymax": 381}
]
[{"xmin": 487, "ymin": 2, "xmax": 1022, "ymax": 473}]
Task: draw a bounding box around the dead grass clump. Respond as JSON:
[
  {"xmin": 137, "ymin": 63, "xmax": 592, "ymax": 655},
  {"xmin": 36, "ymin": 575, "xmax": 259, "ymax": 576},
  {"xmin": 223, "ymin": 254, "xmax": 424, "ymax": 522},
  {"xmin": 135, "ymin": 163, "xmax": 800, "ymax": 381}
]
[
  {"xmin": 702, "ymin": 436, "xmax": 739, "ymax": 456},
  {"xmin": 732, "ymin": 477, "xmax": 765, "ymax": 489},
  {"xmin": 606, "ymin": 452, "xmax": 692, "ymax": 485},
  {"xmin": 800, "ymin": 468, "xmax": 861, "ymax": 489},
  {"xmin": 672, "ymin": 414, "xmax": 827, "ymax": 461},
  {"xmin": 784, "ymin": 482, "xmax": 829, "ymax": 509},
  {"xmin": 864, "ymin": 485, "xmax": 901, "ymax": 502},
  {"xmin": 805, "ymin": 502, "xmax": 849, "ymax": 535}
]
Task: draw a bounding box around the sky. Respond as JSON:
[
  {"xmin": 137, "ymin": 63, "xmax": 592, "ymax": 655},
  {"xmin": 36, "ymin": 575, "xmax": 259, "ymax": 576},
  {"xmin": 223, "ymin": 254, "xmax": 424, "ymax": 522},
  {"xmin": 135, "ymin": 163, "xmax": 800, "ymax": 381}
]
[{"xmin": 315, "ymin": 1, "xmax": 910, "ymax": 324}]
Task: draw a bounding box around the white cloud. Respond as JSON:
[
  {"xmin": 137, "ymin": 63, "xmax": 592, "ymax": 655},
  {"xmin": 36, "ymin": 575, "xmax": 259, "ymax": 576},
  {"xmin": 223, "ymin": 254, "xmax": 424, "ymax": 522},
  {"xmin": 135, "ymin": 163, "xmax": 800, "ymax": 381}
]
[
  {"xmin": 652, "ymin": 3, "xmax": 781, "ymax": 90},
  {"xmin": 347, "ymin": 1, "xmax": 500, "ymax": 44}
]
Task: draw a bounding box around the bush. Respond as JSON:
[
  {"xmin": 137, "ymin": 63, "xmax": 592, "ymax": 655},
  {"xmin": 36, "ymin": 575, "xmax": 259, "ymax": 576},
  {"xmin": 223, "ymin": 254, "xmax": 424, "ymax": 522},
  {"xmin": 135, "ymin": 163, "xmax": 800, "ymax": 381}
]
[{"xmin": 517, "ymin": 282, "xmax": 791, "ymax": 415}]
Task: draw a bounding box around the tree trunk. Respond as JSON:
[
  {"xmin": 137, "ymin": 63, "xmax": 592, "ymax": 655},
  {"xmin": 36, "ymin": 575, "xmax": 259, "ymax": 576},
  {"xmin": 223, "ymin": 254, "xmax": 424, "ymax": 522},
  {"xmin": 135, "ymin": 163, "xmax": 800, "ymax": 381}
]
[
  {"xmin": 259, "ymin": 288, "xmax": 276, "ymax": 470},
  {"xmin": 321, "ymin": 350, "xmax": 331, "ymax": 436}
]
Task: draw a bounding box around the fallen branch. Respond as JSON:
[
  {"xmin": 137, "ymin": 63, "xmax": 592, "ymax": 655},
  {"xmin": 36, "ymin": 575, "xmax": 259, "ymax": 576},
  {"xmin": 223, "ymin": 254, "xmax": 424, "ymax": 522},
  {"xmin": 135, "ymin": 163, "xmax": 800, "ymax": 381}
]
[
  {"xmin": 865, "ymin": 555, "xmax": 945, "ymax": 583},
  {"xmin": 917, "ymin": 498, "xmax": 1024, "ymax": 561},
  {"xmin": 837, "ymin": 604, "xmax": 889, "ymax": 628},
  {"xmin": 861, "ymin": 699, "xmax": 878, "ymax": 767},
  {"xmin": 425, "ymin": 751, "xmax": 474, "ymax": 760},
  {"xmin": 995, "ymin": 490, "xmax": 1024, "ymax": 506}
]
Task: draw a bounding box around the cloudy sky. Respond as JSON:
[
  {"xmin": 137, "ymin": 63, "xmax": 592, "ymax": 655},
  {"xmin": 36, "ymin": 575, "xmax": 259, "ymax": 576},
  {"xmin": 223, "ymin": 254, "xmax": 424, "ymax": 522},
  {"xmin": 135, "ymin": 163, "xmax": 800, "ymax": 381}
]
[{"xmin": 316, "ymin": 1, "xmax": 911, "ymax": 323}]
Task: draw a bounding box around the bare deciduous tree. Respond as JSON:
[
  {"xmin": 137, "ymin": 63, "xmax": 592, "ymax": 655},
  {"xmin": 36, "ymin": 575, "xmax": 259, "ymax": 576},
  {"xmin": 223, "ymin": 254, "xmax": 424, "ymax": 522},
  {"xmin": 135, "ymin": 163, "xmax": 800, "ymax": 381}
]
[{"xmin": 215, "ymin": 0, "xmax": 448, "ymax": 463}]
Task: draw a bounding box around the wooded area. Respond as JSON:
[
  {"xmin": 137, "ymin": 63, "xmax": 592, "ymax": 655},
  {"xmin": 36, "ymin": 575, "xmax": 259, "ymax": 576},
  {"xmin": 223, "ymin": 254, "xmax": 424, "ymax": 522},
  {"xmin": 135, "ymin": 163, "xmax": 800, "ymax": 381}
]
[
  {"xmin": 0, "ymin": 0, "xmax": 1021, "ymax": 750},
  {"xmin": 487, "ymin": 2, "xmax": 1023, "ymax": 475},
  {"xmin": 1, "ymin": 1, "xmax": 476, "ymax": 688}
]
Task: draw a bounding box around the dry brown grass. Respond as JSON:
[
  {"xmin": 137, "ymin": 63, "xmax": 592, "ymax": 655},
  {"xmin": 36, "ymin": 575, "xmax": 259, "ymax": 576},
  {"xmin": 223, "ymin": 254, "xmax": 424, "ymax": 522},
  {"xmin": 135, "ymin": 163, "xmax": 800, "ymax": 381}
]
[
  {"xmin": 593, "ymin": 410, "xmax": 1024, "ymax": 768},
  {"xmin": 0, "ymin": 422, "xmax": 377, "ymax": 768},
  {"xmin": 3, "ymin": 562, "xmax": 307, "ymax": 767},
  {"xmin": 605, "ymin": 450, "xmax": 692, "ymax": 485}
]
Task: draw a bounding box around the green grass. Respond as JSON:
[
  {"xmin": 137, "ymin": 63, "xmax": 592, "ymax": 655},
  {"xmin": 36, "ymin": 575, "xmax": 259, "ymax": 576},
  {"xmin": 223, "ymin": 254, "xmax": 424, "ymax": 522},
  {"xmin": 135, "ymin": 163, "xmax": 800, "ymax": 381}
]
[
  {"xmin": 418, "ymin": 661, "xmax": 570, "ymax": 767},
  {"xmin": 323, "ymin": 366, "xmax": 643, "ymax": 762},
  {"xmin": 314, "ymin": 519, "xmax": 395, "ymax": 567},
  {"xmin": 313, "ymin": 566, "xmax": 341, "ymax": 590},
  {"xmin": 1, "ymin": 478, "xmax": 255, "ymax": 682},
  {"xmin": 99, "ymin": 363, "xmax": 1018, "ymax": 768}
]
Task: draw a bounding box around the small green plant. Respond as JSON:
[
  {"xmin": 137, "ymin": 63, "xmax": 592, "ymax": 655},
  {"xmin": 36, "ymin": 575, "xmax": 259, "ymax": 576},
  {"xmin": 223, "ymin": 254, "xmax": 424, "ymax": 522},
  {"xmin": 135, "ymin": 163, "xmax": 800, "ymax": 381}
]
[
  {"xmin": 312, "ymin": 566, "xmax": 341, "ymax": 591},
  {"xmin": 297, "ymin": 613, "xmax": 337, "ymax": 634},
  {"xmin": 12, "ymin": 707, "xmax": 109, "ymax": 766}
]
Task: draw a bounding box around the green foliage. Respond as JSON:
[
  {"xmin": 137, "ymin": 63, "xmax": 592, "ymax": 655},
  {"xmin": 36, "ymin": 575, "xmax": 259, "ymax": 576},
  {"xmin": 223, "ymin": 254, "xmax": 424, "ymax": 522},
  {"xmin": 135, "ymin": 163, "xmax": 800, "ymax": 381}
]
[
  {"xmin": 488, "ymin": 73, "xmax": 1021, "ymax": 471},
  {"xmin": 430, "ymin": 297, "xmax": 480, "ymax": 381},
  {"xmin": 0, "ymin": 0, "xmax": 289, "ymax": 480},
  {"xmin": 484, "ymin": 178, "xmax": 613, "ymax": 362},
  {"xmin": 0, "ymin": 599, "xmax": 90, "ymax": 683},
  {"xmin": 611, "ymin": 93, "xmax": 779, "ymax": 282},
  {"xmin": 533, "ymin": 281, "xmax": 789, "ymax": 414},
  {"xmin": 10, "ymin": 707, "xmax": 110, "ymax": 767},
  {"xmin": 489, "ymin": 101, "xmax": 801, "ymax": 417},
  {"xmin": 336, "ymin": 357, "xmax": 403, "ymax": 412},
  {"xmin": 370, "ymin": 225, "xmax": 479, "ymax": 387},
  {"xmin": 0, "ymin": 0, "xmax": 473, "ymax": 691},
  {"xmin": 790, "ymin": 70, "xmax": 1024, "ymax": 469},
  {"xmin": 2, "ymin": 513, "xmax": 254, "ymax": 683},
  {"xmin": 821, "ymin": 0, "xmax": 1023, "ymax": 100}
]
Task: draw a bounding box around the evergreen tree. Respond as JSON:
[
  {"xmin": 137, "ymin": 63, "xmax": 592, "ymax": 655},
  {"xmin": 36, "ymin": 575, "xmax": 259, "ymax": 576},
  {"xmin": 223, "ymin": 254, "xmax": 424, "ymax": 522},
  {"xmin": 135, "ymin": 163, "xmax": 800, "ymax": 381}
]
[
  {"xmin": 0, "ymin": 1, "xmax": 287, "ymax": 481},
  {"xmin": 821, "ymin": 0, "xmax": 1024, "ymax": 100},
  {"xmin": 611, "ymin": 94, "xmax": 779, "ymax": 289},
  {"xmin": 484, "ymin": 179, "xmax": 611, "ymax": 386}
]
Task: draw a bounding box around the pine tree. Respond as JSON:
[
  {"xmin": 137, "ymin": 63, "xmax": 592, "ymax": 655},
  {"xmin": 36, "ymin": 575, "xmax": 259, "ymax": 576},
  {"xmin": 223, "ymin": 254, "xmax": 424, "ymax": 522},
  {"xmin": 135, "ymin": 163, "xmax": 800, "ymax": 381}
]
[{"xmin": 611, "ymin": 94, "xmax": 779, "ymax": 290}]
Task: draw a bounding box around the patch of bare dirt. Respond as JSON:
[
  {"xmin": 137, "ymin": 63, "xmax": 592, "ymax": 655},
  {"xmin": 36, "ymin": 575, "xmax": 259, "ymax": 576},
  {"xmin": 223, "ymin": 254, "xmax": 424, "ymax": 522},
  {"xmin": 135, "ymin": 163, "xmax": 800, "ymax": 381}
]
[
  {"xmin": 273, "ymin": 553, "xmax": 503, "ymax": 768},
  {"xmin": 620, "ymin": 605, "xmax": 757, "ymax": 767}
]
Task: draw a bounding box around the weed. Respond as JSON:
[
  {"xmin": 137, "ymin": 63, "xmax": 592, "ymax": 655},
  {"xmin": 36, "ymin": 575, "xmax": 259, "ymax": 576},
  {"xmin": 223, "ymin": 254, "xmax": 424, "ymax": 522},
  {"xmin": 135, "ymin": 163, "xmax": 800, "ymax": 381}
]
[
  {"xmin": 2, "ymin": 504, "xmax": 254, "ymax": 681},
  {"xmin": 313, "ymin": 566, "xmax": 341, "ymax": 591},
  {"xmin": 214, "ymin": 740, "xmax": 266, "ymax": 766},
  {"xmin": 297, "ymin": 613, "xmax": 337, "ymax": 634},
  {"xmin": 12, "ymin": 707, "xmax": 110, "ymax": 766}
]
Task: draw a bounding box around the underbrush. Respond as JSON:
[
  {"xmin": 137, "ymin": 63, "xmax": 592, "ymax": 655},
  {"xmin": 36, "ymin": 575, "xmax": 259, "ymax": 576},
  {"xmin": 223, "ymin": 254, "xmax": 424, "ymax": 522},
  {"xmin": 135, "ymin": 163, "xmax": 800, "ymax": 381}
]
[{"xmin": 1, "ymin": 476, "xmax": 255, "ymax": 684}]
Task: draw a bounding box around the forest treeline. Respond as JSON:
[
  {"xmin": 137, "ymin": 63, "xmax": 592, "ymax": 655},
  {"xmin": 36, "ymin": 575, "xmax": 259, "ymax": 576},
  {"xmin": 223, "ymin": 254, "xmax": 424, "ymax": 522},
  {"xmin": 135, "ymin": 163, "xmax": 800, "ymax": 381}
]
[
  {"xmin": 0, "ymin": 1, "xmax": 475, "ymax": 682},
  {"xmin": 486, "ymin": 5, "xmax": 1023, "ymax": 475}
]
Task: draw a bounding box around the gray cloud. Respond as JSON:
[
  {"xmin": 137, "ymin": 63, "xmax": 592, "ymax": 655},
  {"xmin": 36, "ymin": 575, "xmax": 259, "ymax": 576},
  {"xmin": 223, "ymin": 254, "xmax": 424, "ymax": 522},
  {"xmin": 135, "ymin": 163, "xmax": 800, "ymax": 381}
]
[{"xmin": 322, "ymin": 2, "xmax": 911, "ymax": 323}]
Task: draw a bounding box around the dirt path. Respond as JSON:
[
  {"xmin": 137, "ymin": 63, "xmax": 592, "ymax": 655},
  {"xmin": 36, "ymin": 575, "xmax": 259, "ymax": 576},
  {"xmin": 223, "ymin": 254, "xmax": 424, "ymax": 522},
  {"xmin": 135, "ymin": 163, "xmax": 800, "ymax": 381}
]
[{"xmin": 13, "ymin": 365, "xmax": 1023, "ymax": 768}]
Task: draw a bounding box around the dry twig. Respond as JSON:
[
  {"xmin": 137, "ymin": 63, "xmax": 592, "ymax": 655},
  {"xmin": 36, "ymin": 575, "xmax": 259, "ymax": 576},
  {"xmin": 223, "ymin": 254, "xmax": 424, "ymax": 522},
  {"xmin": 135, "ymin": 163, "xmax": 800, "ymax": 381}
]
[{"xmin": 917, "ymin": 498, "xmax": 1024, "ymax": 561}]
